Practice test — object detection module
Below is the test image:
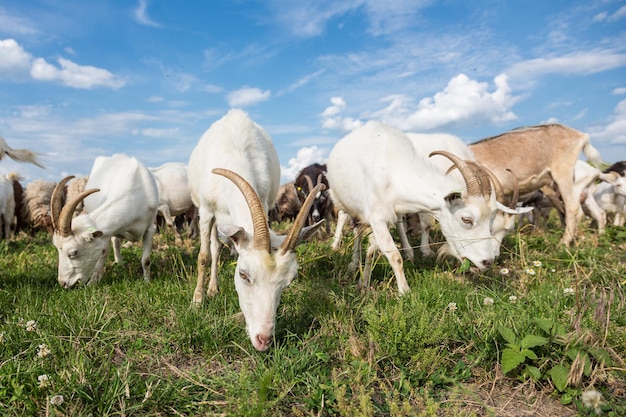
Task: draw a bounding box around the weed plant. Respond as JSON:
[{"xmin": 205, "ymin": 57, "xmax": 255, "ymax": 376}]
[{"xmin": 0, "ymin": 218, "xmax": 625, "ymax": 416}]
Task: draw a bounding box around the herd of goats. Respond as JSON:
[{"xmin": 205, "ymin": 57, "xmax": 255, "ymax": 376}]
[{"xmin": 1, "ymin": 109, "xmax": 625, "ymax": 351}]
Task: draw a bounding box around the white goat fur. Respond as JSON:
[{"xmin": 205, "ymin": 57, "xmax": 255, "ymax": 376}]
[
  {"xmin": 0, "ymin": 174, "xmax": 16, "ymax": 239},
  {"xmin": 327, "ymin": 121, "xmax": 511, "ymax": 294},
  {"xmin": 581, "ymin": 171, "xmax": 626, "ymax": 233},
  {"xmin": 53, "ymin": 154, "xmax": 158, "ymax": 288},
  {"xmin": 188, "ymin": 109, "xmax": 323, "ymax": 352},
  {"xmin": 149, "ymin": 162, "xmax": 194, "ymax": 242}
]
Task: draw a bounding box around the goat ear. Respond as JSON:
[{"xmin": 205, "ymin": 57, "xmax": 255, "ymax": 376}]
[
  {"xmin": 218, "ymin": 225, "xmax": 249, "ymax": 249},
  {"xmin": 495, "ymin": 201, "xmax": 533, "ymax": 215},
  {"xmin": 275, "ymin": 220, "xmax": 324, "ymax": 251},
  {"xmin": 444, "ymin": 192, "xmax": 463, "ymax": 206},
  {"xmin": 297, "ymin": 220, "xmax": 325, "ymax": 245},
  {"xmin": 84, "ymin": 227, "xmax": 103, "ymax": 241}
]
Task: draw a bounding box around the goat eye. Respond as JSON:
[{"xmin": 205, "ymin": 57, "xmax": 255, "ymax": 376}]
[
  {"xmin": 239, "ymin": 271, "xmax": 250, "ymax": 283},
  {"xmin": 68, "ymin": 249, "xmax": 78, "ymax": 258},
  {"xmin": 462, "ymin": 217, "xmax": 473, "ymax": 225}
]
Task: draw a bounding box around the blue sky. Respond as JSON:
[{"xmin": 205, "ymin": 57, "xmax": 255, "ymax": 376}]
[{"xmin": 1, "ymin": 0, "xmax": 625, "ymax": 185}]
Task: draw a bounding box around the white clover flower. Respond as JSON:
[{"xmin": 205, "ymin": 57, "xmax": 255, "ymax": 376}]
[
  {"xmin": 581, "ymin": 389, "xmax": 603, "ymax": 414},
  {"xmin": 25, "ymin": 320, "xmax": 37, "ymax": 332},
  {"xmin": 508, "ymin": 295, "xmax": 517, "ymax": 304},
  {"xmin": 551, "ymin": 268, "xmax": 556, "ymax": 273},
  {"xmin": 37, "ymin": 344, "xmax": 51, "ymax": 358},
  {"xmin": 38, "ymin": 374, "xmax": 50, "ymax": 389},
  {"xmin": 50, "ymin": 394, "xmax": 64, "ymax": 405},
  {"xmin": 447, "ymin": 302, "xmax": 457, "ymax": 312},
  {"xmin": 532, "ymin": 260, "xmax": 542, "ymax": 267},
  {"xmin": 483, "ymin": 297, "xmax": 494, "ymax": 306},
  {"xmin": 524, "ymin": 268, "xmax": 536, "ymax": 276},
  {"xmin": 499, "ymin": 267, "xmax": 510, "ymax": 276},
  {"xmin": 564, "ymin": 287, "xmax": 575, "ymax": 296}
]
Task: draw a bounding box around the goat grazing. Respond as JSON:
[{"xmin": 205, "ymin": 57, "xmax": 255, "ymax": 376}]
[
  {"xmin": 269, "ymin": 181, "xmax": 301, "ymax": 224},
  {"xmin": 406, "ymin": 132, "xmax": 526, "ymax": 259},
  {"xmin": 51, "ymin": 153, "xmax": 159, "ymax": 288},
  {"xmin": 294, "ymin": 163, "xmax": 334, "ymax": 234},
  {"xmin": 327, "ymin": 121, "xmax": 522, "ymax": 294},
  {"xmin": 0, "ymin": 136, "xmax": 45, "ymax": 168},
  {"xmin": 188, "ymin": 109, "xmax": 323, "ymax": 351},
  {"xmin": 468, "ymin": 124, "xmax": 604, "ymax": 245}
]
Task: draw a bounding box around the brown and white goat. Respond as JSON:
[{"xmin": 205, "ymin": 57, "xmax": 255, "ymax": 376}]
[{"xmin": 468, "ymin": 124, "xmax": 604, "ymax": 245}]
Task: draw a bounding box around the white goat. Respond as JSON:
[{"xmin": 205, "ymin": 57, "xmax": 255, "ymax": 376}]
[
  {"xmin": 406, "ymin": 132, "xmax": 527, "ymax": 259},
  {"xmin": 188, "ymin": 109, "xmax": 324, "ymax": 351},
  {"xmin": 0, "ymin": 174, "xmax": 16, "ymax": 239},
  {"xmin": 581, "ymin": 168, "xmax": 626, "ymax": 233},
  {"xmin": 51, "ymin": 153, "xmax": 159, "ymax": 288},
  {"xmin": 149, "ymin": 162, "xmax": 194, "ymax": 243},
  {"xmin": 327, "ymin": 121, "xmax": 521, "ymax": 294}
]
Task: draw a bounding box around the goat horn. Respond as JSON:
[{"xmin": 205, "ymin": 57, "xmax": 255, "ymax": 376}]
[
  {"xmin": 466, "ymin": 161, "xmax": 493, "ymax": 199},
  {"xmin": 281, "ymin": 182, "xmax": 325, "ymax": 254},
  {"xmin": 316, "ymin": 173, "xmax": 323, "ymax": 186},
  {"xmin": 429, "ymin": 151, "xmax": 482, "ymax": 197},
  {"xmin": 51, "ymin": 175, "xmax": 75, "ymax": 232},
  {"xmin": 304, "ymin": 175, "xmax": 314, "ymax": 195},
  {"xmin": 57, "ymin": 188, "xmax": 100, "ymax": 237},
  {"xmin": 212, "ymin": 168, "xmax": 270, "ymax": 253}
]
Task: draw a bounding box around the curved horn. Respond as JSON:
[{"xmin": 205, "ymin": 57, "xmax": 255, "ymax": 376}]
[
  {"xmin": 506, "ymin": 168, "xmax": 519, "ymax": 209},
  {"xmin": 429, "ymin": 151, "xmax": 482, "ymax": 197},
  {"xmin": 212, "ymin": 168, "xmax": 270, "ymax": 253},
  {"xmin": 51, "ymin": 175, "xmax": 75, "ymax": 231},
  {"xmin": 57, "ymin": 188, "xmax": 100, "ymax": 237},
  {"xmin": 304, "ymin": 175, "xmax": 314, "ymax": 195},
  {"xmin": 316, "ymin": 173, "xmax": 323, "ymax": 187},
  {"xmin": 466, "ymin": 161, "xmax": 493, "ymax": 199},
  {"xmin": 281, "ymin": 182, "xmax": 325, "ymax": 254}
]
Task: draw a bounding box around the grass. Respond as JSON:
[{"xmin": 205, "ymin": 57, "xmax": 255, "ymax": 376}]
[{"xmin": 0, "ymin": 217, "xmax": 625, "ymax": 416}]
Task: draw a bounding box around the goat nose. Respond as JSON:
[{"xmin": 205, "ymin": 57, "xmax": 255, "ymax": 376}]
[
  {"xmin": 256, "ymin": 333, "xmax": 273, "ymax": 351},
  {"xmin": 482, "ymin": 259, "xmax": 493, "ymax": 268}
]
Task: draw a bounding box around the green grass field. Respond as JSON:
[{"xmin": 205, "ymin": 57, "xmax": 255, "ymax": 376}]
[{"xmin": 1, "ymin": 218, "xmax": 625, "ymax": 416}]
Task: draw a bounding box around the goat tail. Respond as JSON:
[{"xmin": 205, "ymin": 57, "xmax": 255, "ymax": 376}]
[
  {"xmin": 4, "ymin": 148, "xmax": 45, "ymax": 169},
  {"xmin": 582, "ymin": 134, "xmax": 605, "ymax": 168}
]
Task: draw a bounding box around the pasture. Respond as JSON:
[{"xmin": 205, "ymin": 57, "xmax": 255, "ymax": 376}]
[{"xmin": 1, "ymin": 217, "xmax": 625, "ymax": 416}]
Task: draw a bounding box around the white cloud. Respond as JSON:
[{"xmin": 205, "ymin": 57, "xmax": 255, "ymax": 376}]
[
  {"xmin": 608, "ymin": 6, "xmax": 626, "ymax": 22},
  {"xmin": 0, "ymin": 38, "xmax": 32, "ymax": 78},
  {"xmin": 370, "ymin": 73, "xmax": 519, "ymax": 130},
  {"xmin": 30, "ymin": 57, "xmax": 126, "ymax": 89},
  {"xmin": 506, "ymin": 52, "xmax": 626, "ymax": 82},
  {"xmin": 588, "ymin": 99, "xmax": 626, "ymax": 146},
  {"xmin": 613, "ymin": 87, "xmax": 626, "ymax": 95},
  {"xmin": 227, "ymin": 87, "xmax": 271, "ymax": 107},
  {"xmin": 0, "ymin": 8, "xmax": 38, "ymax": 36},
  {"xmin": 280, "ymin": 146, "xmax": 328, "ymax": 182},
  {"xmin": 1, "ymin": 38, "xmax": 125, "ymax": 89},
  {"xmin": 134, "ymin": 0, "xmax": 162, "ymax": 28},
  {"xmin": 320, "ymin": 97, "xmax": 363, "ymax": 131},
  {"xmin": 278, "ymin": 70, "xmax": 325, "ymax": 95}
]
